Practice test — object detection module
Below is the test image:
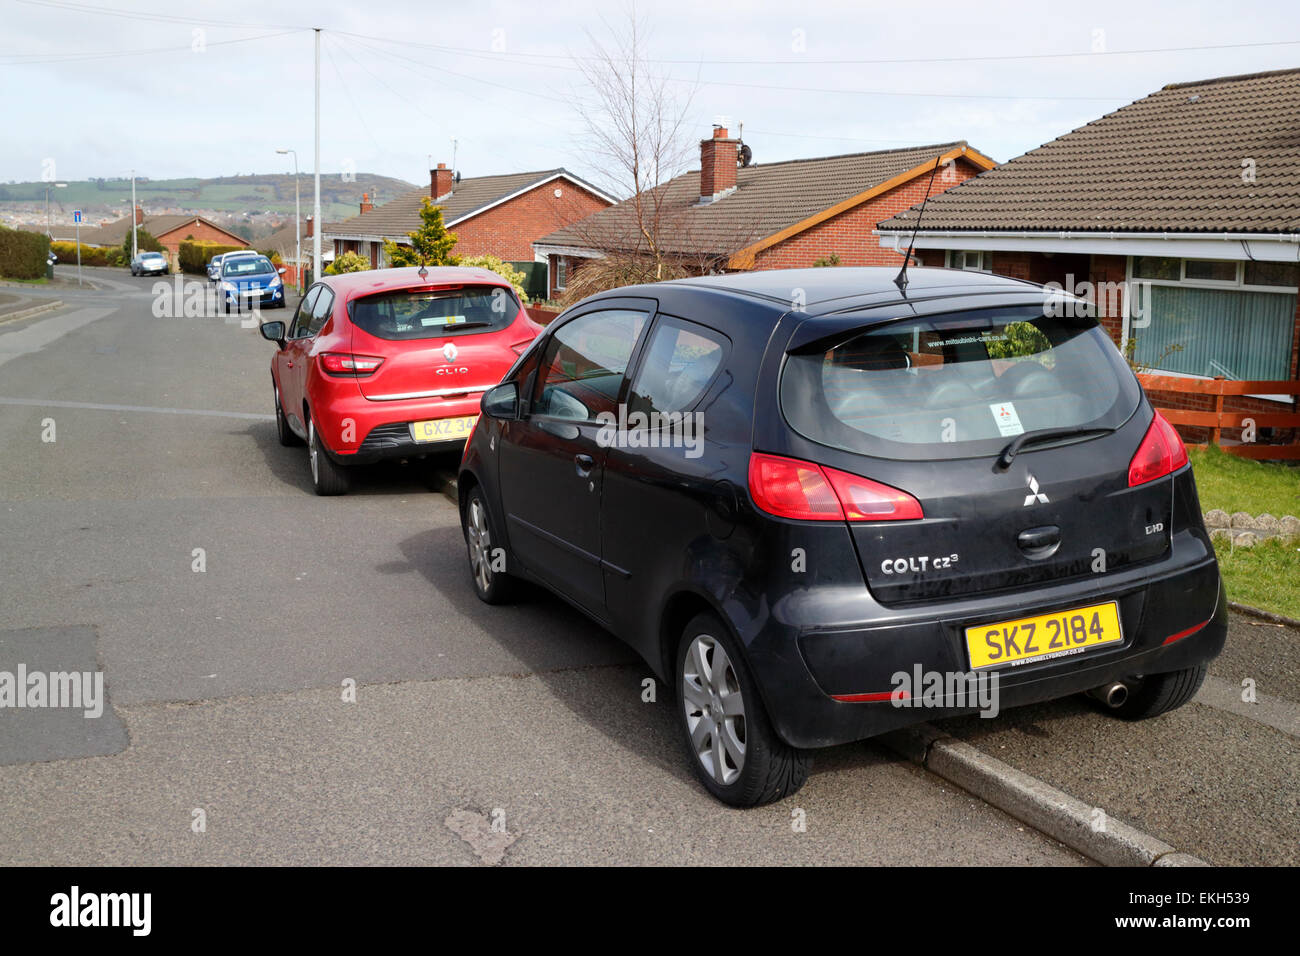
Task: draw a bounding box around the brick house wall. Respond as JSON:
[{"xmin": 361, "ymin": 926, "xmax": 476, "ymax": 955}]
[{"xmin": 451, "ymin": 181, "xmax": 610, "ymax": 263}]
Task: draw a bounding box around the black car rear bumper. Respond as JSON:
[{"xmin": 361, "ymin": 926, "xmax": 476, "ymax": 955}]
[{"xmin": 745, "ymin": 532, "xmax": 1227, "ymax": 749}]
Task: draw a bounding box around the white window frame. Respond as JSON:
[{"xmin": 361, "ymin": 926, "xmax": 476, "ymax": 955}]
[
  {"xmin": 946, "ymin": 249, "xmax": 991, "ymax": 273},
  {"xmin": 1123, "ymin": 255, "xmax": 1298, "ymax": 403},
  {"xmin": 554, "ymin": 256, "xmax": 568, "ymax": 292}
]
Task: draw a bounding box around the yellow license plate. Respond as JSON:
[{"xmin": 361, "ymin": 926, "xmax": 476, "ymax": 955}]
[
  {"xmin": 410, "ymin": 415, "xmax": 477, "ymax": 443},
  {"xmin": 965, "ymin": 601, "xmax": 1122, "ymax": 670}
]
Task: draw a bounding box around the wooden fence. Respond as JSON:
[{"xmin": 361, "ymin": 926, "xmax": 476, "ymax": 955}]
[{"xmin": 1137, "ymin": 373, "xmax": 1300, "ymax": 460}]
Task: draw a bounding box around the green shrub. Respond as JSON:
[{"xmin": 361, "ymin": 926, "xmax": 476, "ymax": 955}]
[
  {"xmin": 0, "ymin": 225, "xmax": 50, "ymax": 279},
  {"xmin": 459, "ymin": 254, "xmax": 529, "ymax": 302},
  {"xmin": 178, "ymin": 240, "xmax": 245, "ymax": 274},
  {"xmin": 327, "ymin": 251, "xmax": 369, "ymax": 275}
]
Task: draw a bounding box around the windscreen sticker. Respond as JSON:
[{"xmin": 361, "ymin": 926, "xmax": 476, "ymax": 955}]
[{"xmin": 989, "ymin": 401, "xmax": 1025, "ymax": 437}]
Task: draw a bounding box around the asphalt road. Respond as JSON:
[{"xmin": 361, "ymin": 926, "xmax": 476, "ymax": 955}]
[{"xmin": 0, "ymin": 268, "xmax": 1084, "ymax": 865}]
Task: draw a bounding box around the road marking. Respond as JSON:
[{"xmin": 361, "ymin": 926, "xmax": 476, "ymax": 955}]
[
  {"xmin": 0, "ymin": 396, "xmax": 273, "ymax": 421},
  {"xmin": 0, "ymin": 306, "xmax": 114, "ymax": 369},
  {"xmin": 1195, "ymin": 674, "xmax": 1300, "ymax": 738}
]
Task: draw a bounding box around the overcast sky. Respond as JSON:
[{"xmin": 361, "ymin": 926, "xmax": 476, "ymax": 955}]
[{"xmin": 4, "ymin": 0, "xmax": 1299, "ymax": 196}]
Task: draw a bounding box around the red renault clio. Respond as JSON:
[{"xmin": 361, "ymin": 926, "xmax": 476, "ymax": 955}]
[{"xmin": 259, "ymin": 266, "xmax": 541, "ymax": 495}]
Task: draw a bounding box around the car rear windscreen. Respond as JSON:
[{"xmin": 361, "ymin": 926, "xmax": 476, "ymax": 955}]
[
  {"xmin": 349, "ymin": 285, "xmax": 518, "ymax": 340},
  {"xmin": 780, "ymin": 306, "xmax": 1141, "ymax": 461}
]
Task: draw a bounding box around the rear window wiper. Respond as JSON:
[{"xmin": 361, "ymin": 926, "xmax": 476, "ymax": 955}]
[{"xmin": 995, "ymin": 426, "xmax": 1113, "ymax": 471}]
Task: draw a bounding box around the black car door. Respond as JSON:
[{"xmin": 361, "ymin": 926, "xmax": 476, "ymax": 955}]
[{"xmin": 497, "ymin": 301, "xmax": 653, "ymax": 616}]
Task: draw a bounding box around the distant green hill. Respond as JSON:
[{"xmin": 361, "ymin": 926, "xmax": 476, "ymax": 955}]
[{"xmin": 0, "ymin": 172, "xmax": 419, "ymax": 223}]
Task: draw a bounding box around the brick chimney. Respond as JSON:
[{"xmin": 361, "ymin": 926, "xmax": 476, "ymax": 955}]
[
  {"xmin": 431, "ymin": 163, "xmax": 454, "ymax": 201},
  {"xmin": 359, "ymin": 192, "xmax": 373, "ymax": 215},
  {"xmin": 305, "ymin": 215, "xmax": 314, "ymax": 239},
  {"xmin": 134, "ymin": 205, "xmax": 144, "ymax": 225},
  {"xmin": 699, "ymin": 127, "xmax": 739, "ymax": 203}
]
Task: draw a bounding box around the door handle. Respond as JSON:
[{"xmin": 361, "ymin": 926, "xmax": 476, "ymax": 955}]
[{"xmin": 574, "ymin": 453, "xmax": 594, "ymax": 477}]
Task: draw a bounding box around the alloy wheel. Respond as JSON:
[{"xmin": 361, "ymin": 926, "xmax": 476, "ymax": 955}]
[
  {"xmin": 466, "ymin": 497, "xmax": 493, "ymax": 593},
  {"xmin": 682, "ymin": 634, "xmax": 747, "ymax": 786}
]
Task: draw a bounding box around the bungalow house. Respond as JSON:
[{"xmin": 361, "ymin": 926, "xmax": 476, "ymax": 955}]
[
  {"xmin": 324, "ymin": 164, "xmax": 616, "ymax": 296},
  {"xmin": 533, "ymin": 127, "xmax": 996, "ymax": 300},
  {"xmin": 876, "ymin": 68, "xmax": 1300, "ymax": 446},
  {"xmin": 19, "ymin": 223, "xmax": 113, "ymax": 246},
  {"xmin": 93, "ymin": 208, "xmax": 249, "ymax": 267}
]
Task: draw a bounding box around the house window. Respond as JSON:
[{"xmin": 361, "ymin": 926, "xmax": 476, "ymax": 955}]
[
  {"xmin": 1183, "ymin": 259, "xmax": 1237, "ymax": 283},
  {"xmin": 947, "ymin": 250, "xmax": 990, "ymax": 272},
  {"xmin": 1128, "ymin": 257, "xmax": 1298, "ymax": 382},
  {"xmin": 555, "ymin": 256, "xmax": 568, "ymax": 291}
]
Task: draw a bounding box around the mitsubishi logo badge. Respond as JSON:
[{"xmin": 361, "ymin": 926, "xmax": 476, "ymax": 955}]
[
  {"xmin": 1023, "ymin": 474, "xmax": 1050, "ymax": 507},
  {"xmin": 442, "ymin": 343, "xmax": 458, "ymax": 363}
]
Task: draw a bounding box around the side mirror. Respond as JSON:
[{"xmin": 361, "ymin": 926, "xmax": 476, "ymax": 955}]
[
  {"xmin": 259, "ymin": 321, "xmax": 286, "ymax": 348},
  {"xmin": 481, "ymin": 382, "xmax": 519, "ymax": 420},
  {"xmin": 277, "ymin": 267, "xmax": 287, "ymax": 275}
]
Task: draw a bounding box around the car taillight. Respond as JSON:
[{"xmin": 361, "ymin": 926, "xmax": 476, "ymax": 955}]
[
  {"xmin": 748, "ymin": 453, "xmax": 923, "ymax": 522},
  {"xmin": 1128, "ymin": 412, "xmax": 1188, "ymax": 486},
  {"xmin": 823, "ymin": 465, "xmax": 925, "ymax": 521},
  {"xmin": 319, "ymin": 352, "xmax": 384, "ymax": 376}
]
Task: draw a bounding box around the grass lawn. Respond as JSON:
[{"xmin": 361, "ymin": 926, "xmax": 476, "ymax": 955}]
[
  {"xmin": 0, "ymin": 276, "xmax": 49, "ymax": 285},
  {"xmin": 1214, "ymin": 537, "xmax": 1300, "ymax": 620},
  {"xmin": 1187, "ymin": 446, "xmax": 1300, "ymax": 618},
  {"xmin": 1187, "ymin": 445, "xmax": 1300, "ymax": 518}
]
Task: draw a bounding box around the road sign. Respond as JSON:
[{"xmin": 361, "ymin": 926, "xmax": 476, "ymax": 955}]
[{"xmin": 73, "ymin": 210, "xmax": 81, "ymax": 223}]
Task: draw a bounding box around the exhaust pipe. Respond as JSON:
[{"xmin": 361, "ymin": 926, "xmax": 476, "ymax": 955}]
[{"xmin": 1087, "ymin": 681, "xmax": 1129, "ymax": 709}]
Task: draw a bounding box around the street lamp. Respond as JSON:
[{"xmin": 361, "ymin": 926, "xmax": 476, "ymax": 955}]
[
  {"xmin": 45, "ymin": 182, "xmax": 67, "ymax": 236},
  {"xmin": 276, "ymin": 148, "xmax": 301, "ymax": 291}
]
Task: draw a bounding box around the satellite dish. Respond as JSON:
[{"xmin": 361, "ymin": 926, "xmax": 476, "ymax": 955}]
[
  {"xmin": 738, "ymin": 143, "xmax": 753, "ymax": 168},
  {"xmin": 453, "ymin": 171, "xmax": 462, "ymax": 184}
]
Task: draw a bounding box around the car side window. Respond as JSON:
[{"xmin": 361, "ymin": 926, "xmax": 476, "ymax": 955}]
[
  {"xmin": 303, "ymin": 288, "xmax": 333, "ymax": 338},
  {"xmin": 627, "ymin": 317, "xmax": 728, "ymax": 417},
  {"xmin": 290, "ymin": 287, "xmax": 321, "ymax": 338},
  {"xmin": 532, "ymin": 309, "xmax": 647, "ymax": 422}
]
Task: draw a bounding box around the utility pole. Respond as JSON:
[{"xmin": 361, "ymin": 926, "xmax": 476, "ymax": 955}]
[
  {"xmin": 45, "ymin": 182, "xmax": 66, "ymax": 235},
  {"xmin": 130, "ymin": 169, "xmax": 138, "ymax": 260},
  {"xmin": 312, "ymin": 28, "xmax": 322, "ymax": 282},
  {"xmin": 277, "ymin": 148, "xmax": 300, "ymax": 292}
]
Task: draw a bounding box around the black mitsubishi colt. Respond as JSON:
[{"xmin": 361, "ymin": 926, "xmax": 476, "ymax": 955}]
[{"xmin": 458, "ymin": 268, "xmax": 1226, "ymax": 807}]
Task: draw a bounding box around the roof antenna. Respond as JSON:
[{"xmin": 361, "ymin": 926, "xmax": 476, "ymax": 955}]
[{"xmin": 893, "ymin": 154, "xmax": 944, "ymax": 295}]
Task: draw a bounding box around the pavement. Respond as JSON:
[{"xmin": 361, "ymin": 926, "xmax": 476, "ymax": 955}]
[{"xmin": 0, "ymin": 265, "xmax": 1291, "ymax": 866}]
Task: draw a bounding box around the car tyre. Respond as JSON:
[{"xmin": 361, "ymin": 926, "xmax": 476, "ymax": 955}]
[
  {"xmin": 675, "ymin": 612, "xmax": 810, "ymax": 807},
  {"xmin": 307, "ymin": 418, "xmax": 349, "ymax": 496},
  {"xmin": 462, "ymin": 485, "xmax": 519, "ymax": 604},
  {"xmin": 274, "ymin": 384, "xmax": 301, "ymax": 447},
  {"xmin": 1100, "ymin": 664, "xmax": 1207, "ymax": 721}
]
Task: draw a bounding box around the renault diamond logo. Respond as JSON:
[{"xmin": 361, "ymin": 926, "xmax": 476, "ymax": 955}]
[
  {"xmin": 441, "ymin": 343, "xmax": 459, "ymax": 363},
  {"xmin": 1023, "ymin": 474, "xmax": 1050, "ymax": 507}
]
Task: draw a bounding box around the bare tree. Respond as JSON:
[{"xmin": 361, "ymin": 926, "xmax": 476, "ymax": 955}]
[{"xmin": 577, "ymin": 11, "xmax": 696, "ymax": 235}]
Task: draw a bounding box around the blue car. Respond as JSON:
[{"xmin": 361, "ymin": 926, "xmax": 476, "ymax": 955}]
[{"xmin": 220, "ymin": 254, "xmax": 287, "ymax": 312}]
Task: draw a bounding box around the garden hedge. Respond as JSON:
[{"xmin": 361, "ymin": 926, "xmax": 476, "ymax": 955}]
[
  {"xmin": 0, "ymin": 226, "xmax": 50, "ymax": 280},
  {"xmin": 178, "ymin": 240, "xmax": 246, "ymax": 274}
]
